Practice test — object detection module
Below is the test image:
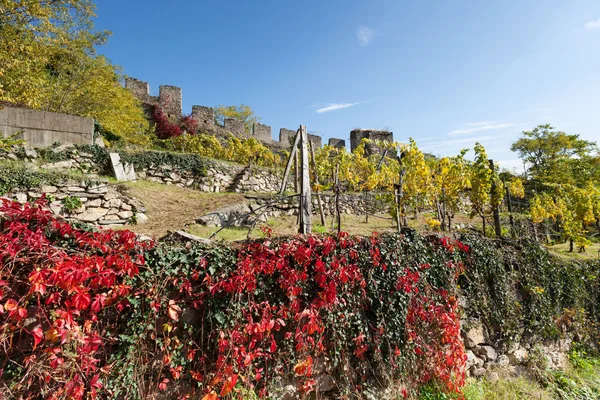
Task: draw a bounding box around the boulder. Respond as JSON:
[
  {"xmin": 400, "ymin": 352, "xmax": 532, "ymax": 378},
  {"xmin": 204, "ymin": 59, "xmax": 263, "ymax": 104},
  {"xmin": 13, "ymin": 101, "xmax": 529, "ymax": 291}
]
[
  {"xmin": 466, "ymin": 350, "xmax": 478, "ymax": 370},
  {"xmin": 508, "ymin": 348, "xmax": 528, "ymax": 365},
  {"xmin": 87, "ymin": 199, "xmax": 102, "ymax": 207},
  {"xmin": 49, "ymin": 201, "xmax": 63, "ymax": 215},
  {"xmin": 45, "ymin": 160, "xmax": 74, "ymax": 169},
  {"xmin": 462, "ymin": 322, "xmax": 486, "ymax": 348},
  {"xmin": 135, "ymin": 213, "xmax": 149, "ymax": 225},
  {"xmin": 15, "ymin": 193, "xmax": 28, "ymax": 203},
  {"xmin": 104, "ymin": 198, "xmax": 122, "ymax": 208},
  {"xmin": 24, "ymin": 147, "xmax": 38, "ymax": 159},
  {"xmin": 496, "ymin": 354, "xmax": 510, "ymax": 367},
  {"xmin": 87, "ymin": 184, "xmax": 108, "ymax": 194},
  {"xmin": 478, "ymin": 345, "xmax": 498, "ymax": 361}
]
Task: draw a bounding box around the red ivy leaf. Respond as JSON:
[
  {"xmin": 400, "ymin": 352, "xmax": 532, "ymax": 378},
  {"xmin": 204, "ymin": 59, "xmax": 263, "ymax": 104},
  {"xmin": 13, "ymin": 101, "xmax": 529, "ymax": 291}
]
[{"xmin": 32, "ymin": 327, "xmax": 43, "ymax": 349}]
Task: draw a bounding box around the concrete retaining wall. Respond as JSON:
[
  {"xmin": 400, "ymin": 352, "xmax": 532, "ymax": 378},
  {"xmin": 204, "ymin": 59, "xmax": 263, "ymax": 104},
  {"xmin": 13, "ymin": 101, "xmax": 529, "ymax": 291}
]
[{"xmin": 0, "ymin": 106, "xmax": 95, "ymax": 147}]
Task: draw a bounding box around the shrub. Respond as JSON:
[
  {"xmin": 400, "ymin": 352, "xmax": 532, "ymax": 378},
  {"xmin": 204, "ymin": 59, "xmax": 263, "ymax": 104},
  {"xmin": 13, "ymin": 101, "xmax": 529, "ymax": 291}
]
[
  {"xmin": 0, "ymin": 163, "xmax": 79, "ymax": 195},
  {"xmin": 179, "ymin": 115, "xmax": 198, "ymax": 134},
  {"xmin": 61, "ymin": 195, "xmax": 82, "ymax": 211},
  {"xmin": 152, "ymin": 105, "xmax": 182, "ymax": 139}
]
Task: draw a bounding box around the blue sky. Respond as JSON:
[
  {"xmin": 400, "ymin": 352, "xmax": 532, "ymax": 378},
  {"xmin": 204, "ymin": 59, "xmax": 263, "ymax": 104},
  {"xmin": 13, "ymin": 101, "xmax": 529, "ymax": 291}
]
[{"xmin": 95, "ymin": 0, "xmax": 600, "ymax": 171}]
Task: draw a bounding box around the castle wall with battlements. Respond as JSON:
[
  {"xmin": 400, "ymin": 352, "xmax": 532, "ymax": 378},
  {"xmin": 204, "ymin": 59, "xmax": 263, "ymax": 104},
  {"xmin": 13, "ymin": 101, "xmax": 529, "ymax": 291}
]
[{"xmin": 125, "ymin": 77, "xmax": 393, "ymax": 153}]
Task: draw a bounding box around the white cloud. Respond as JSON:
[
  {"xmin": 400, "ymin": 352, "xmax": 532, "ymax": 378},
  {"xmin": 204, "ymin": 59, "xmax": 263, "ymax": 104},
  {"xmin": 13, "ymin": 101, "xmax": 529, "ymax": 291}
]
[
  {"xmin": 315, "ymin": 102, "xmax": 359, "ymax": 113},
  {"xmin": 584, "ymin": 19, "xmax": 600, "ymax": 30},
  {"xmin": 357, "ymin": 26, "xmax": 374, "ymax": 46},
  {"xmin": 449, "ymin": 122, "xmax": 514, "ymax": 136}
]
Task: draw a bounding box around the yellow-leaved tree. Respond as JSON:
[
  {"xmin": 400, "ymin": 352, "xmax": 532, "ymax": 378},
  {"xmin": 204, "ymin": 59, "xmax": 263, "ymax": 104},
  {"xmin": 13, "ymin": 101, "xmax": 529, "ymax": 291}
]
[
  {"xmin": 0, "ymin": 0, "xmax": 149, "ymax": 145},
  {"xmin": 397, "ymin": 139, "xmax": 431, "ymax": 223},
  {"xmin": 468, "ymin": 143, "xmax": 505, "ymax": 236},
  {"xmin": 431, "ymin": 150, "xmax": 470, "ymax": 230},
  {"xmin": 530, "ymin": 184, "xmax": 596, "ymax": 252}
]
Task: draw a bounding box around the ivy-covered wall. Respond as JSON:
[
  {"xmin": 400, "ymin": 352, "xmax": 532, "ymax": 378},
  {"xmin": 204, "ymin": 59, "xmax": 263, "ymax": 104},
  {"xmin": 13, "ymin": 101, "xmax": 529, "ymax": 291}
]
[
  {"xmin": 2, "ymin": 143, "xmax": 291, "ymax": 193},
  {"xmin": 1, "ymin": 199, "xmax": 598, "ymax": 399}
]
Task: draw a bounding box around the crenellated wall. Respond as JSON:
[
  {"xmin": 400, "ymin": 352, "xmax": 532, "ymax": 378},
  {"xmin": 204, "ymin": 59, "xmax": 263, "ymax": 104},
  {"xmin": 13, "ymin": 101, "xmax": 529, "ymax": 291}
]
[
  {"xmin": 252, "ymin": 123, "xmax": 272, "ymax": 142},
  {"xmin": 224, "ymin": 118, "xmax": 245, "ymax": 136},
  {"xmin": 191, "ymin": 106, "xmax": 215, "ymax": 132},
  {"xmin": 125, "ymin": 77, "xmax": 395, "ymax": 153},
  {"xmin": 158, "ymin": 85, "xmax": 182, "ymax": 118}
]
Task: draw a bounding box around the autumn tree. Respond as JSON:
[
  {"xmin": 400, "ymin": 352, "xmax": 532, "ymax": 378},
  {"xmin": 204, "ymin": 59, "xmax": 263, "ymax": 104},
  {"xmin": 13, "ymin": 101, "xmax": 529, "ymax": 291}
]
[
  {"xmin": 431, "ymin": 150, "xmax": 470, "ymax": 230},
  {"xmin": 530, "ymin": 184, "xmax": 596, "ymax": 252},
  {"xmin": 397, "ymin": 139, "xmax": 431, "ymax": 224},
  {"xmin": 0, "ymin": 0, "xmax": 149, "ymax": 144},
  {"xmin": 214, "ymin": 105, "xmax": 260, "ymax": 134},
  {"xmin": 467, "ymin": 143, "xmax": 504, "ymax": 236},
  {"xmin": 510, "ymin": 124, "xmax": 597, "ymax": 185}
]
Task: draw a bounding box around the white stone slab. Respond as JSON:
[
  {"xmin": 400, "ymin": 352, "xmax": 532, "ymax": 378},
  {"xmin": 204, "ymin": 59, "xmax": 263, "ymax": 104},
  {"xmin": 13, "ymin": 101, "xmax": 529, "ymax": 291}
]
[{"xmin": 109, "ymin": 153, "xmax": 136, "ymax": 182}]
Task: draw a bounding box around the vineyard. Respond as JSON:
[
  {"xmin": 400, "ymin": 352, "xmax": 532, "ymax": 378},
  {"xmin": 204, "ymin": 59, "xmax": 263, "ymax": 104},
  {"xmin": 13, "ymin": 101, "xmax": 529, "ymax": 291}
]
[{"xmin": 148, "ymin": 123, "xmax": 599, "ymax": 254}]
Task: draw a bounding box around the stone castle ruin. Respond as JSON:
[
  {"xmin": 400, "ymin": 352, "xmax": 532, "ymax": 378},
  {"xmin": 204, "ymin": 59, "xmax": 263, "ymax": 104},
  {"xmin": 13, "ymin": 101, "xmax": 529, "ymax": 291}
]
[
  {"xmin": 350, "ymin": 129, "xmax": 394, "ymax": 156},
  {"xmin": 125, "ymin": 77, "xmax": 393, "ymax": 152}
]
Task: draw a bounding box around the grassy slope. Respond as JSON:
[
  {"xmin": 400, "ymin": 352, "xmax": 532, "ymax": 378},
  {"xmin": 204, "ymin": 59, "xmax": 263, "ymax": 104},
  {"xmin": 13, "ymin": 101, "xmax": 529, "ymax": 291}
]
[
  {"xmin": 188, "ymin": 213, "xmax": 400, "ymax": 241},
  {"xmin": 121, "ymin": 181, "xmax": 244, "ymax": 238},
  {"xmin": 546, "ymin": 241, "xmax": 600, "ymax": 261}
]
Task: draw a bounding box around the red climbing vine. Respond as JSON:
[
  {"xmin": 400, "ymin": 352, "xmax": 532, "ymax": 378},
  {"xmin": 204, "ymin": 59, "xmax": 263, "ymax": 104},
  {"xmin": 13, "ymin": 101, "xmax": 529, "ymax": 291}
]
[{"xmin": 0, "ymin": 199, "xmax": 468, "ymax": 399}]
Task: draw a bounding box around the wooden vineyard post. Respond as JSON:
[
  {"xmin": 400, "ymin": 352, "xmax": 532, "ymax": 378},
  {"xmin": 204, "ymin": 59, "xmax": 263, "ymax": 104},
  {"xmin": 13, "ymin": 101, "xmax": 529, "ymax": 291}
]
[
  {"xmin": 505, "ymin": 183, "xmax": 515, "ymax": 238},
  {"xmin": 294, "ymin": 151, "xmax": 299, "ymax": 193},
  {"xmin": 299, "ymin": 125, "xmax": 312, "ymax": 234},
  {"xmin": 279, "ymin": 129, "xmax": 301, "ymax": 195},
  {"xmin": 309, "ymin": 140, "xmax": 326, "ymax": 226},
  {"xmin": 489, "ymin": 159, "xmax": 502, "ymax": 238},
  {"xmin": 334, "ymin": 163, "xmax": 341, "ymax": 234}
]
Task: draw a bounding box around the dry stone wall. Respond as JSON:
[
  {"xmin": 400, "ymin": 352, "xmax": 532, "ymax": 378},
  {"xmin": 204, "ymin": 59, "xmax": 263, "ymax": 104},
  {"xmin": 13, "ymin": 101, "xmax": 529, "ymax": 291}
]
[
  {"xmin": 3, "ymin": 180, "xmax": 147, "ymax": 227},
  {"xmin": 461, "ymin": 318, "xmax": 572, "ymax": 380},
  {"xmin": 196, "ymin": 193, "xmax": 390, "ymax": 227},
  {"xmin": 138, "ymin": 163, "xmax": 288, "ymax": 193},
  {"xmin": 2, "ymin": 144, "xmax": 292, "ymax": 194}
]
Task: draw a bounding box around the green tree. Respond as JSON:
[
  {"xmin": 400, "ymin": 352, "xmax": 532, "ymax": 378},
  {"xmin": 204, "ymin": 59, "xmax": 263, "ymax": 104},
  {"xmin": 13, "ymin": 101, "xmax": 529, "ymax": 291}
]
[
  {"xmin": 510, "ymin": 124, "xmax": 597, "ymax": 184},
  {"xmin": 214, "ymin": 105, "xmax": 259, "ymax": 134},
  {"xmin": 0, "ymin": 0, "xmax": 149, "ymax": 144}
]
